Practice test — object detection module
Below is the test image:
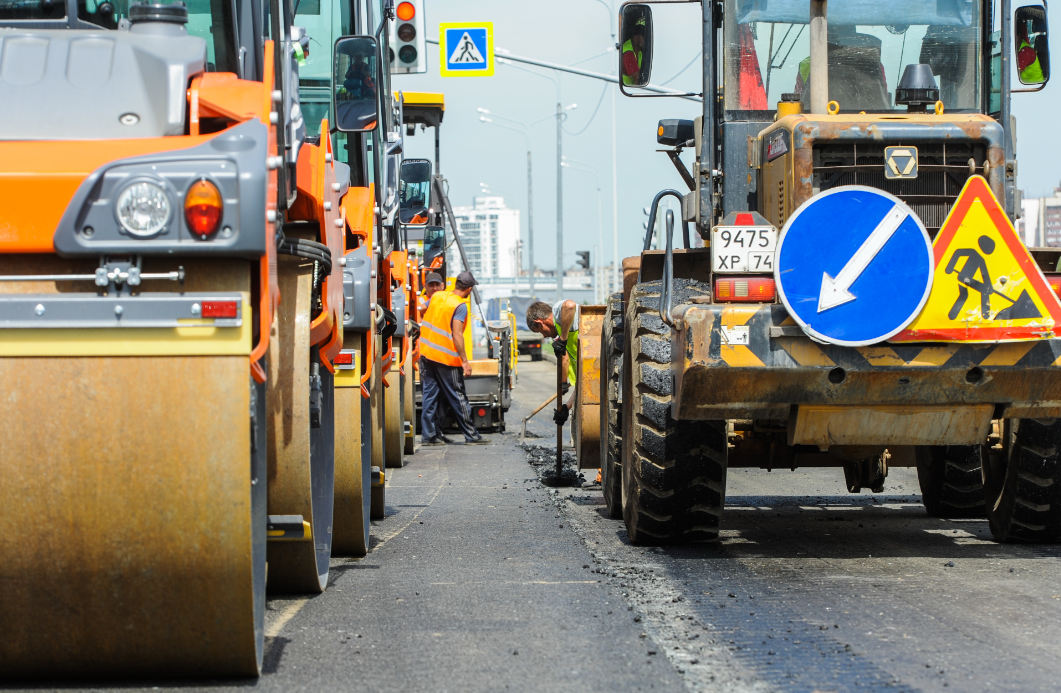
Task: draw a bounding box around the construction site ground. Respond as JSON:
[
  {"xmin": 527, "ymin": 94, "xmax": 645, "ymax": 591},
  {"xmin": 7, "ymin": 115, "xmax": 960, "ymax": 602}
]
[{"xmin": 8, "ymin": 358, "xmax": 1061, "ymax": 693}]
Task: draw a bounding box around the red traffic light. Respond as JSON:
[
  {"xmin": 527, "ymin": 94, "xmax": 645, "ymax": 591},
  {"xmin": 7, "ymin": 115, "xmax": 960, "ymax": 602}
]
[{"xmin": 396, "ymin": 1, "xmax": 414, "ymax": 21}]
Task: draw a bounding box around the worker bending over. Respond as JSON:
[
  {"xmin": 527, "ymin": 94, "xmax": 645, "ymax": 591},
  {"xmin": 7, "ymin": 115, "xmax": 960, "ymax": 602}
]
[
  {"xmin": 526, "ymin": 299, "xmax": 580, "ymax": 425},
  {"xmin": 419, "ymin": 271, "xmax": 487, "ymax": 446}
]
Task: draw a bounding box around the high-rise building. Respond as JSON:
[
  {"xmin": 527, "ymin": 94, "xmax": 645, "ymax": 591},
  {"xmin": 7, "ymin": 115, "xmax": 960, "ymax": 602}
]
[
  {"xmin": 1018, "ymin": 195, "xmax": 1042, "ymax": 246},
  {"xmin": 1046, "ymin": 196, "xmax": 1061, "ymax": 247},
  {"xmin": 448, "ymin": 196, "xmax": 521, "ymax": 279},
  {"xmin": 1019, "ymin": 181, "xmax": 1061, "ymax": 248}
]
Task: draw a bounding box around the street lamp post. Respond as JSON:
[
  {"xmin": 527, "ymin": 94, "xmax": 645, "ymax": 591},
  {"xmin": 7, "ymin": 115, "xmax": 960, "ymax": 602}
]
[
  {"xmin": 589, "ymin": 0, "xmax": 620, "ymax": 298},
  {"xmin": 495, "ymin": 58, "xmax": 576, "ymax": 301},
  {"xmin": 479, "ymin": 112, "xmax": 541, "ymax": 298},
  {"xmin": 556, "ymin": 101, "xmax": 563, "ymax": 301},
  {"xmin": 562, "ymin": 157, "xmax": 603, "ymax": 303}
]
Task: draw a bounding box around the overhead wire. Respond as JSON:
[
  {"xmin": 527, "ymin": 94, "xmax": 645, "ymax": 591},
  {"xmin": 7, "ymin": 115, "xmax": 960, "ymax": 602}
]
[
  {"xmin": 661, "ymin": 51, "xmax": 702, "ymax": 86},
  {"xmin": 562, "ymin": 82, "xmax": 609, "ymax": 135}
]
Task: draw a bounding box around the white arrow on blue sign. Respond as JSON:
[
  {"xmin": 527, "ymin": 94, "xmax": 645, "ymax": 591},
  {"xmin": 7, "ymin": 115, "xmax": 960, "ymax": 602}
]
[{"xmin": 773, "ymin": 185, "xmax": 933, "ymax": 346}]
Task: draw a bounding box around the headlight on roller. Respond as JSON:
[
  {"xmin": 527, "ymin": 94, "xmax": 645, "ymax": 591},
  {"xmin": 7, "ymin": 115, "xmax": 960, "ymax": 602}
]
[
  {"xmin": 116, "ymin": 181, "xmax": 171, "ymax": 237},
  {"xmin": 184, "ymin": 179, "xmax": 224, "ymax": 239}
]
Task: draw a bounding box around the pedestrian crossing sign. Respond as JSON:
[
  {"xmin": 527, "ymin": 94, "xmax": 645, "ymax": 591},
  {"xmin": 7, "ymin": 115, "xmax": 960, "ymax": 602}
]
[
  {"xmin": 439, "ymin": 23, "xmax": 494, "ymax": 77},
  {"xmin": 892, "ymin": 176, "xmax": 1061, "ymax": 342}
]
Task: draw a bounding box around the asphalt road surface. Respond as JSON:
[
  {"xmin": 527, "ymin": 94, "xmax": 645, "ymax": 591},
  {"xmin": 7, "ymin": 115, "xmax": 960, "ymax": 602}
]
[{"xmin": 6, "ymin": 358, "xmax": 1061, "ymax": 692}]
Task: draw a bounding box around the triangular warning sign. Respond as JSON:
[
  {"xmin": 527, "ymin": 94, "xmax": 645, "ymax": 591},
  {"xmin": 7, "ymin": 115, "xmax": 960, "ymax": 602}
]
[
  {"xmin": 892, "ymin": 176, "xmax": 1061, "ymax": 342},
  {"xmin": 448, "ymin": 32, "xmax": 485, "ymax": 64}
]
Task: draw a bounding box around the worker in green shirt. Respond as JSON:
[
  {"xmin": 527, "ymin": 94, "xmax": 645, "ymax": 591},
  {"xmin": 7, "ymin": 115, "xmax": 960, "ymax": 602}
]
[
  {"xmin": 526, "ymin": 299, "xmax": 581, "ymax": 425},
  {"xmin": 621, "ymin": 18, "xmax": 645, "ymax": 86},
  {"xmin": 1017, "ymin": 22, "xmax": 1045, "ymax": 84}
]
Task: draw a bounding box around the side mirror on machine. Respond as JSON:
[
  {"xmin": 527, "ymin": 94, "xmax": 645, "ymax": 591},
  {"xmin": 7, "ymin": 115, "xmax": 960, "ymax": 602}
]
[
  {"xmin": 1015, "ymin": 5, "xmax": 1050, "ymax": 85},
  {"xmin": 398, "ymin": 159, "xmax": 432, "ymax": 226},
  {"xmin": 618, "ymin": 3, "xmax": 653, "ymax": 90},
  {"xmin": 333, "ymin": 36, "xmax": 380, "ymax": 132}
]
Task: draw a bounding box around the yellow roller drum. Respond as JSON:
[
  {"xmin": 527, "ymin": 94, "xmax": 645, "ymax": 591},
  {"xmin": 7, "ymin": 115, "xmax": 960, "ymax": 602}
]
[
  {"xmin": 265, "ymin": 252, "xmax": 335, "ymax": 593},
  {"xmin": 0, "ymin": 355, "xmax": 266, "ymax": 677},
  {"xmin": 333, "ymin": 334, "xmax": 370, "ymax": 556},
  {"xmin": 370, "ymin": 330, "xmax": 386, "ymax": 520},
  {"xmin": 384, "ymin": 354, "xmax": 405, "ymax": 468},
  {"xmin": 403, "ymin": 350, "xmax": 415, "ymax": 455}
]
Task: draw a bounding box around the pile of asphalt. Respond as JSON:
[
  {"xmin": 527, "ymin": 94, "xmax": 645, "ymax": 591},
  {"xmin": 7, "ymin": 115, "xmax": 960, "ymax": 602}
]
[{"xmin": 520, "ymin": 443, "xmax": 584, "ymax": 486}]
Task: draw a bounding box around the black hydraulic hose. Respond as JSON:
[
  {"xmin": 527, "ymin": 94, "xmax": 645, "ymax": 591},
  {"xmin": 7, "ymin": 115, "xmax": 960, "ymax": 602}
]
[{"xmin": 277, "ymin": 235, "xmax": 333, "ymax": 276}]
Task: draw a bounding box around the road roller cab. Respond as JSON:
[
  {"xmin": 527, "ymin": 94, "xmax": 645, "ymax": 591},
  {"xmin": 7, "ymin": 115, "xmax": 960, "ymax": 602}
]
[{"xmin": 600, "ymin": 0, "xmax": 1061, "ymax": 545}]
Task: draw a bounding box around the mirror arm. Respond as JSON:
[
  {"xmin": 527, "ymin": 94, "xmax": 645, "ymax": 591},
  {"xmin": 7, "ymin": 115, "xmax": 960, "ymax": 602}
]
[
  {"xmin": 662, "ymin": 147, "xmax": 695, "ymax": 191},
  {"xmin": 1011, "ymin": 80, "xmax": 1049, "ymax": 93},
  {"xmin": 373, "ymin": 0, "xmax": 392, "ymax": 39}
]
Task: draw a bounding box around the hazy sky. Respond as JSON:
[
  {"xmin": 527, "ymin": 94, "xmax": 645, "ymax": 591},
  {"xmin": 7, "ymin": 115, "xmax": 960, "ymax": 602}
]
[{"xmin": 392, "ymin": 0, "xmax": 1059, "ymax": 274}]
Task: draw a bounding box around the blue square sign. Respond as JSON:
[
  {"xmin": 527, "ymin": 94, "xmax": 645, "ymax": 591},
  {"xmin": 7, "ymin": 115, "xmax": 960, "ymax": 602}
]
[{"xmin": 440, "ymin": 23, "xmax": 493, "ymax": 77}]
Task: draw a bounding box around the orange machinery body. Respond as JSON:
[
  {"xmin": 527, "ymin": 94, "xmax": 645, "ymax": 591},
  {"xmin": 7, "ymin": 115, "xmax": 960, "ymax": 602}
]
[
  {"xmin": 341, "ymin": 183, "xmax": 380, "ymax": 397},
  {"xmin": 0, "ymin": 58, "xmax": 352, "ymax": 375}
]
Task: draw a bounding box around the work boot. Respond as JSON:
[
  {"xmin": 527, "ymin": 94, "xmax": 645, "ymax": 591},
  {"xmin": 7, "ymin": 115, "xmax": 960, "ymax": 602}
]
[
  {"xmin": 421, "ymin": 436, "xmax": 445, "ymax": 446},
  {"xmin": 463, "ymin": 436, "xmax": 490, "ymax": 445}
]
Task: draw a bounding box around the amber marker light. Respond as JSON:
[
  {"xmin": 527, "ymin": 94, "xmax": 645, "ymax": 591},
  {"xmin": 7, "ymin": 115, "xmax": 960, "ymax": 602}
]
[{"xmin": 185, "ymin": 179, "xmax": 223, "ymax": 239}]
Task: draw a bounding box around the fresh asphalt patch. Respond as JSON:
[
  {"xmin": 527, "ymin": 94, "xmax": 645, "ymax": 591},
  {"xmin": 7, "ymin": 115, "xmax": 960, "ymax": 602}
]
[{"xmin": 525, "ymin": 438, "xmax": 1061, "ymax": 693}]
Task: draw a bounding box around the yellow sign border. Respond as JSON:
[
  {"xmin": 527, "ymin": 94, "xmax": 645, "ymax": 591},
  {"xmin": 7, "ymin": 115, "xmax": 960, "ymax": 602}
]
[{"xmin": 439, "ymin": 22, "xmax": 494, "ymax": 77}]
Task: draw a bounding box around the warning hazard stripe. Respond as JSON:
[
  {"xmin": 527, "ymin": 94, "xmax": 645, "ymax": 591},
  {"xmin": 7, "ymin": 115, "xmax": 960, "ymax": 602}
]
[
  {"xmin": 719, "ymin": 306, "xmax": 764, "ymax": 368},
  {"xmin": 697, "ymin": 304, "xmax": 1061, "ymax": 370},
  {"xmin": 893, "ymin": 176, "xmax": 1061, "ymax": 342}
]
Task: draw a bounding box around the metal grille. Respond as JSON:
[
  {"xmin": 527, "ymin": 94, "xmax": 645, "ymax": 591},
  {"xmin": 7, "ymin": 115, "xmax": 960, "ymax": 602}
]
[{"xmin": 813, "ymin": 143, "xmax": 987, "ymax": 235}]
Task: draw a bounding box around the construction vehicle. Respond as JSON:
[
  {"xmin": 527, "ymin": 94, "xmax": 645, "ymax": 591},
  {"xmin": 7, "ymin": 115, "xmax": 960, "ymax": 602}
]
[
  {"xmin": 0, "ymin": 0, "xmax": 406, "ymax": 678},
  {"xmin": 517, "ymin": 330, "xmax": 545, "ymax": 360},
  {"xmin": 596, "ymin": 0, "xmax": 1060, "ymax": 544},
  {"xmin": 389, "ymin": 91, "xmax": 514, "ymax": 435}
]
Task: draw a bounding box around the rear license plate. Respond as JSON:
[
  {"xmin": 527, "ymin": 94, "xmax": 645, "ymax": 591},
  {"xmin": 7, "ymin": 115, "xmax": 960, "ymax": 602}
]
[{"xmin": 711, "ymin": 226, "xmax": 777, "ymax": 272}]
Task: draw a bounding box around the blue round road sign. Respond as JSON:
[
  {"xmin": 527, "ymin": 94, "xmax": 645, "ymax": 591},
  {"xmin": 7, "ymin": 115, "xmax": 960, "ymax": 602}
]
[{"xmin": 774, "ymin": 185, "xmax": 933, "ymax": 346}]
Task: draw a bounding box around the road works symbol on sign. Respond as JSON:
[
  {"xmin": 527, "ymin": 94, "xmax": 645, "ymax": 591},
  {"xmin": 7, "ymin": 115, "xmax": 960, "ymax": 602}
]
[
  {"xmin": 774, "ymin": 185, "xmax": 933, "ymax": 347},
  {"xmin": 439, "ymin": 23, "xmax": 494, "ymax": 77},
  {"xmin": 893, "ymin": 175, "xmax": 1061, "ymax": 342}
]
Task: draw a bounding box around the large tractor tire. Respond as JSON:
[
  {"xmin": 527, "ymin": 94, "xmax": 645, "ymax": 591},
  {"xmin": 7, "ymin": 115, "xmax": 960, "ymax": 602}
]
[
  {"xmin": 385, "ymin": 348, "xmax": 405, "ymax": 467},
  {"xmin": 333, "ymin": 330, "xmax": 371, "ymax": 557},
  {"xmin": 0, "ymin": 258, "xmax": 266, "ymax": 677},
  {"xmin": 600, "ymin": 292, "xmax": 624, "ymax": 518},
  {"xmin": 984, "ymin": 418, "xmax": 1061, "ymax": 543},
  {"xmin": 621, "ymin": 279, "xmax": 726, "ymax": 545},
  {"xmin": 404, "ymin": 351, "xmax": 416, "ymax": 454},
  {"xmin": 915, "ymin": 445, "xmax": 985, "ymax": 518},
  {"xmin": 266, "ymin": 252, "xmax": 336, "ymax": 593}
]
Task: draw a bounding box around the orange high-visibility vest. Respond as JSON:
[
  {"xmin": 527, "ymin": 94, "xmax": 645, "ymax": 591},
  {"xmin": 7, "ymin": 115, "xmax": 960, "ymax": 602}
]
[{"xmin": 419, "ymin": 290, "xmax": 464, "ymax": 367}]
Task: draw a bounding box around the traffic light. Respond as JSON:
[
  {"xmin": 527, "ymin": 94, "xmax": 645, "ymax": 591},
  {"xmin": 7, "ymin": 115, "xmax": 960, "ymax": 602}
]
[
  {"xmin": 576, "ymin": 251, "xmax": 590, "ymax": 270},
  {"xmin": 389, "ymin": 0, "xmax": 426, "ymax": 74}
]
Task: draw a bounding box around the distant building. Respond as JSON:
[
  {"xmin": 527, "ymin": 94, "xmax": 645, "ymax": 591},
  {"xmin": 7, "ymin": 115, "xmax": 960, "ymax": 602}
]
[
  {"xmin": 1046, "ymin": 196, "xmax": 1061, "ymax": 247},
  {"xmin": 448, "ymin": 196, "xmax": 521, "ymax": 279},
  {"xmin": 1020, "ymin": 182, "xmax": 1061, "ymax": 248},
  {"xmin": 1018, "ymin": 196, "xmax": 1040, "ymax": 246}
]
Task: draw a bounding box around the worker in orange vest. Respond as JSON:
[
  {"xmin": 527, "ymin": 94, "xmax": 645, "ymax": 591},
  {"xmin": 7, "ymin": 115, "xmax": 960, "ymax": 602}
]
[
  {"xmin": 419, "ymin": 271, "xmax": 488, "ymax": 446},
  {"xmin": 419, "ymin": 271, "xmax": 445, "ymax": 320}
]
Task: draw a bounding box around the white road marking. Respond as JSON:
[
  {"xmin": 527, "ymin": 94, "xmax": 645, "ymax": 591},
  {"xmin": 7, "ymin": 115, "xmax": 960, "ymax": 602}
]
[{"xmin": 265, "ymin": 598, "xmax": 310, "ymax": 638}]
